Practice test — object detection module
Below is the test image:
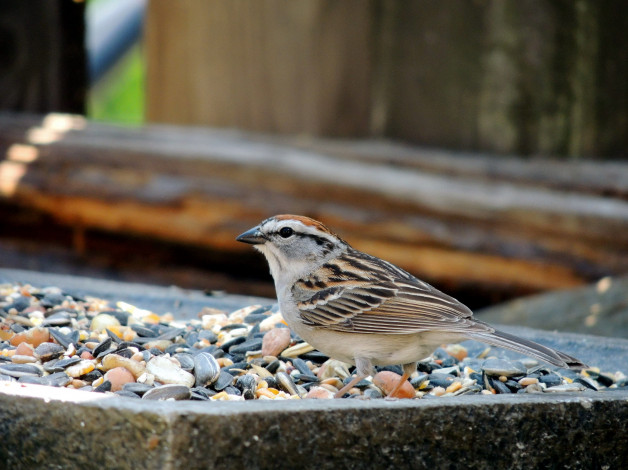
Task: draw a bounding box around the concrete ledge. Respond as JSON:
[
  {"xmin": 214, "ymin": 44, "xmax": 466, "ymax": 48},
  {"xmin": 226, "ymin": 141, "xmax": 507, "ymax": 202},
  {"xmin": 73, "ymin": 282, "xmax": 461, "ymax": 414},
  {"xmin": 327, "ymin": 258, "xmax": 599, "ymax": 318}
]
[
  {"xmin": 1, "ymin": 382, "xmax": 627, "ymax": 469},
  {"xmin": 1, "ymin": 268, "xmax": 627, "ymax": 468}
]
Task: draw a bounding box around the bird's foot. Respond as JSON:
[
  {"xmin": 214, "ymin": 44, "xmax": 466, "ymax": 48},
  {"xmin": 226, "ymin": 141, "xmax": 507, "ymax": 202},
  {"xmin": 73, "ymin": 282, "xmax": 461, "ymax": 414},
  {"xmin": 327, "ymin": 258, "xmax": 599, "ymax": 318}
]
[{"xmin": 386, "ymin": 372, "xmax": 409, "ymax": 398}]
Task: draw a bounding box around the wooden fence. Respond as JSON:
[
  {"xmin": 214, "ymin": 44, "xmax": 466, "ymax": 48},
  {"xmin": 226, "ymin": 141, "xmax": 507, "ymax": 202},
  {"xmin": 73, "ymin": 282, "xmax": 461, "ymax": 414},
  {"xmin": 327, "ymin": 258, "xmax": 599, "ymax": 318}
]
[{"xmin": 146, "ymin": 0, "xmax": 628, "ymax": 158}]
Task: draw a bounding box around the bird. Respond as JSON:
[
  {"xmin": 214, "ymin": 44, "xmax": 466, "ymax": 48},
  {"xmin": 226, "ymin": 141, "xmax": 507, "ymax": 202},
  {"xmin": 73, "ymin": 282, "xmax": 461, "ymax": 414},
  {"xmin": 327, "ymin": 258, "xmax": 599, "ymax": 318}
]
[{"xmin": 236, "ymin": 214, "xmax": 587, "ymax": 398}]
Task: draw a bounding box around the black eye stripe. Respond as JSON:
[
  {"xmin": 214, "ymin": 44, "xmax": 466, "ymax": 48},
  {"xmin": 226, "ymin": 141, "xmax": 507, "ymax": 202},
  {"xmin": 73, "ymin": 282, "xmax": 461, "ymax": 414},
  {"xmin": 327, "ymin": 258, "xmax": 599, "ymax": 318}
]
[{"xmin": 271, "ymin": 230, "xmax": 332, "ymax": 246}]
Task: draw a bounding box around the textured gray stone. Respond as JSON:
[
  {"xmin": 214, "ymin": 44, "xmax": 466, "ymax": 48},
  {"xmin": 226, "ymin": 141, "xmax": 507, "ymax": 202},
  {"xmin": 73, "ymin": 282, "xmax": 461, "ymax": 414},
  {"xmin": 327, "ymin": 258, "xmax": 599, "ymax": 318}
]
[
  {"xmin": 471, "ymin": 325, "xmax": 628, "ymax": 374},
  {"xmin": 478, "ymin": 275, "xmax": 628, "ymax": 338},
  {"xmin": 1, "ymin": 268, "xmax": 627, "ymax": 468},
  {"xmin": 0, "ymin": 382, "xmax": 627, "ymax": 469}
]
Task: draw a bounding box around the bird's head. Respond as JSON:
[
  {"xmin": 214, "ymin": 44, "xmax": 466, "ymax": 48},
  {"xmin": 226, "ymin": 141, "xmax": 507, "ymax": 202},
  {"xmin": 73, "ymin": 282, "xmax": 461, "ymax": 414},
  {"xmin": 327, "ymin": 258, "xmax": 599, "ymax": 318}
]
[{"xmin": 236, "ymin": 214, "xmax": 346, "ymax": 282}]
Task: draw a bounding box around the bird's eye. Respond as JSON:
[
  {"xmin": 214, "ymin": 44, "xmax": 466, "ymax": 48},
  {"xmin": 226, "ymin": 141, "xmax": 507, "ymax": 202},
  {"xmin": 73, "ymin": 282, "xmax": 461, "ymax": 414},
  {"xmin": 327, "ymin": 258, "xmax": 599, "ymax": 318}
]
[{"xmin": 279, "ymin": 227, "xmax": 294, "ymax": 238}]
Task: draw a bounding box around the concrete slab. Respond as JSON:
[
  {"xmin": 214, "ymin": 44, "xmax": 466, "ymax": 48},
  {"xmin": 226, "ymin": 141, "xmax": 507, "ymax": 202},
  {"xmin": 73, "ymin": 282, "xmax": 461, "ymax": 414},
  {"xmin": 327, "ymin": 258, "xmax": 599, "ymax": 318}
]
[
  {"xmin": 1, "ymin": 268, "xmax": 627, "ymax": 468},
  {"xmin": 1, "ymin": 381, "xmax": 626, "ymax": 469},
  {"xmin": 478, "ymin": 275, "xmax": 628, "ymax": 338}
]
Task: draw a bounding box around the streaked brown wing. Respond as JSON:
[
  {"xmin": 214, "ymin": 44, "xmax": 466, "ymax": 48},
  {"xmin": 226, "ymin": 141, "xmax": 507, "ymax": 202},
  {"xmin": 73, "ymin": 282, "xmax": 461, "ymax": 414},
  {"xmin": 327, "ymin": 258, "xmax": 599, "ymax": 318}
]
[
  {"xmin": 297, "ymin": 284, "xmax": 394, "ymax": 328},
  {"xmin": 293, "ymin": 249, "xmax": 483, "ymax": 335}
]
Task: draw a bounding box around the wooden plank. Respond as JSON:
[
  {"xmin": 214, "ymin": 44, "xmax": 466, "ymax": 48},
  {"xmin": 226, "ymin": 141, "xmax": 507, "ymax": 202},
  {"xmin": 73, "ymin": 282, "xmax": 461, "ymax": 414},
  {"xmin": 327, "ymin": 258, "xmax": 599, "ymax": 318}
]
[
  {"xmin": 1, "ymin": 113, "xmax": 627, "ymax": 298},
  {"xmin": 145, "ymin": 0, "xmax": 371, "ymax": 136},
  {"xmin": 286, "ymin": 138, "xmax": 628, "ymax": 198}
]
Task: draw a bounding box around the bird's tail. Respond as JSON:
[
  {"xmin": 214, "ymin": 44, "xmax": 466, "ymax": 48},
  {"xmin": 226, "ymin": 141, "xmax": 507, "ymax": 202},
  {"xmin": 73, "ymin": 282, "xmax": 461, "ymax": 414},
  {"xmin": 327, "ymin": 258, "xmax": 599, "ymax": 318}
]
[{"xmin": 467, "ymin": 323, "xmax": 588, "ymax": 369}]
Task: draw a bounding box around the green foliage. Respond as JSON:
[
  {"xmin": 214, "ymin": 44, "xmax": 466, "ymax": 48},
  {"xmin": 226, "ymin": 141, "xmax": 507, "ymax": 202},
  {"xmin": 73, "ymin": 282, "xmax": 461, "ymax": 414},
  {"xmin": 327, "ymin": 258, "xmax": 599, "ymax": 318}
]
[{"xmin": 87, "ymin": 44, "xmax": 145, "ymax": 125}]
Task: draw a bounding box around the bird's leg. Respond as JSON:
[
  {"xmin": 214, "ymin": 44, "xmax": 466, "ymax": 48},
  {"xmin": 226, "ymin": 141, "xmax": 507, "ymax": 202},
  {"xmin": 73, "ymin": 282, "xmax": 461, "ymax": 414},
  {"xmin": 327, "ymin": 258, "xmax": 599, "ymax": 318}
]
[
  {"xmin": 334, "ymin": 374, "xmax": 367, "ymax": 398},
  {"xmin": 334, "ymin": 357, "xmax": 373, "ymax": 398},
  {"xmin": 386, "ymin": 373, "xmax": 409, "ymax": 398},
  {"xmin": 386, "ymin": 362, "xmax": 417, "ymax": 398}
]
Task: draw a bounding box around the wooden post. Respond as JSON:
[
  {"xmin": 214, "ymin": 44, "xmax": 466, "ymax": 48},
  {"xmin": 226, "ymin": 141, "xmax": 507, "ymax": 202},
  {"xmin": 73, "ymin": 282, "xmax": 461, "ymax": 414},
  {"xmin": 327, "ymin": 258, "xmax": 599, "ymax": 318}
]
[{"xmin": 0, "ymin": 1, "xmax": 86, "ymax": 114}]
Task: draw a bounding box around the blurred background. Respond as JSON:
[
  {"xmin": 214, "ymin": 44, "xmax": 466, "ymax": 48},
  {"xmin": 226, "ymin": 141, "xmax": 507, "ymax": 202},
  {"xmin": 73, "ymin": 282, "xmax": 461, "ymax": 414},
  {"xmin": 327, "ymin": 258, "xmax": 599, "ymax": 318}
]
[{"xmin": 0, "ymin": 0, "xmax": 627, "ymax": 335}]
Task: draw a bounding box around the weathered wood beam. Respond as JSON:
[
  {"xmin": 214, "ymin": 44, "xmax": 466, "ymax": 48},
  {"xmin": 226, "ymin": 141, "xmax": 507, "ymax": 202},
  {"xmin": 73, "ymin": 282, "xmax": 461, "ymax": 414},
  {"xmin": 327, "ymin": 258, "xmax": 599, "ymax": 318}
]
[{"xmin": 1, "ymin": 113, "xmax": 627, "ymax": 297}]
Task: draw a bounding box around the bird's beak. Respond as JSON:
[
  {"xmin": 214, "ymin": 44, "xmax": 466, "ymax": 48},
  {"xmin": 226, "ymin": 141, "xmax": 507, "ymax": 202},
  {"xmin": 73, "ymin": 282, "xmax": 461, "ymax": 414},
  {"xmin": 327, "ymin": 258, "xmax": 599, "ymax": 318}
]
[{"xmin": 236, "ymin": 226, "xmax": 266, "ymax": 245}]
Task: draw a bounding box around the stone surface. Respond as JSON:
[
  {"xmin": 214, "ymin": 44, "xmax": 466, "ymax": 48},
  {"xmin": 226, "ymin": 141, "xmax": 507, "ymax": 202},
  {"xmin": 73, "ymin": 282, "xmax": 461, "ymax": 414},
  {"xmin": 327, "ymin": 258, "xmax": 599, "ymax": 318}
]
[
  {"xmin": 373, "ymin": 371, "xmax": 416, "ymax": 398},
  {"xmin": 101, "ymin": 354, "xmax": 146, "ymax": 379},
  {"xmin": 261, "ymin": 327, "xmax": 291, "ymax": 357},
  {"xmin": 463, "ymin": 326, "xmax": 628, "ymax": 375},
  {"xmin": 15, "ymin": 343, "xmax": 35, "ymax": 357},
  {"xmin": 1, "ymin": 268, "xmax": 628, "ymax": 468},
  {"xmin": 9, "ymin": 327, "xmax": 50, "ymax": 348},
  {"xmin": 146, "ymin": 356, "xmax": 195, "ymax": 388},
  {"xmin": 104, "ymin": 367, "xmax": 136, "ymax": 392},
  {"xmin": 0, "ymin": 382, "xmax": 626, "ymax": 469},
  {"xmin": 481, "ymin": 358, "xmax": 527, "ymax": 377},
  {"xmin": 0, "ymin": 383, "xmax": 170, "ymax": 469},
  {"xmin": 306, "ymin": 386, "xmax": 335, "ymax": 399},
  {"xmin": 0, "ymin": 268, "xmax": 271, "ymax": 322},
  {"xmin": 90, "ymin": 313, "xmax": 120, "ymax": 332},
  {"xmin": 477, "ymin": 276, "xmax": 628, "ymax": 338}
]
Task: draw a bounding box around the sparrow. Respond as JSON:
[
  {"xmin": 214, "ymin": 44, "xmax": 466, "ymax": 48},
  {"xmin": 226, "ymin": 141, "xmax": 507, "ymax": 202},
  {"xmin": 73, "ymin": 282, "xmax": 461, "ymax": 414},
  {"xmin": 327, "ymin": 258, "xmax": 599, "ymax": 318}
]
[{"xmin": 237, "ymin": 214, "xmax": 587, "ymax": 398}]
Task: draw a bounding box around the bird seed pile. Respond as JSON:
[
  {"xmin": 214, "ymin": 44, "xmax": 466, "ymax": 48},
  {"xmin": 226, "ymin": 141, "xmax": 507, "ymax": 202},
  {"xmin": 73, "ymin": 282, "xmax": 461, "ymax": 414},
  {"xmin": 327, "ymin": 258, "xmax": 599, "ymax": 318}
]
[{"xmin": 0, "ymin": 283, "xmax": 625, "ymax": 401}]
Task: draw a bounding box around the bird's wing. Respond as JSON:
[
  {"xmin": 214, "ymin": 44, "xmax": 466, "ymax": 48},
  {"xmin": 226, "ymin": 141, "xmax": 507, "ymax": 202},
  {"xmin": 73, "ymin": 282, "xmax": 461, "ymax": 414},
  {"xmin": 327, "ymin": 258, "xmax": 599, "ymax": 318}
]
[{"xmin": 292, "ymin": 249, "xmax": 487, "ymax": 335}]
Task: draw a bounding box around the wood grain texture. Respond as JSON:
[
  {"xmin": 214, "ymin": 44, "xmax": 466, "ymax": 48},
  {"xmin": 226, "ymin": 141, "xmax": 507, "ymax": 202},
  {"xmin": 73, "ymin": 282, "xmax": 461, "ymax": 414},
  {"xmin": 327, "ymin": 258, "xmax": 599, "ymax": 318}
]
[
  {"xmin": 1, "ymin": 113, "xmax": 627, "ymax": 297},
  {"xmin": 146, "ymin": 0, "xmax": 371, "ymax": 136},
  {"xmin": 145, "ymin": 0, "xmax": 628, "ymax": 157}
]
